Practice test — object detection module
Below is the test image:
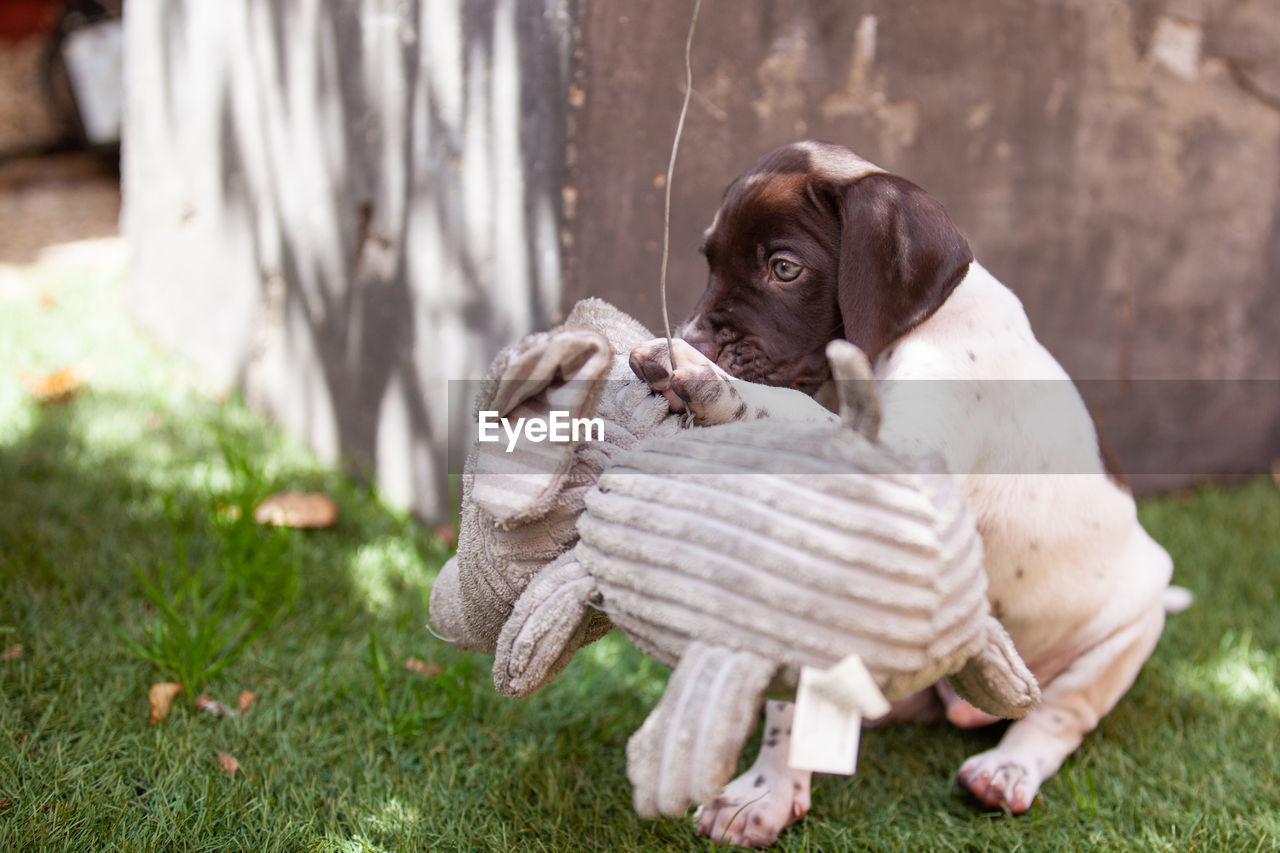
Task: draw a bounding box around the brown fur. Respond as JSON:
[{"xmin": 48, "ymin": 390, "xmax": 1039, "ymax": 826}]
[{"xmin": 680, "ymin": 141, "xmax": 973, "ymax": 389}]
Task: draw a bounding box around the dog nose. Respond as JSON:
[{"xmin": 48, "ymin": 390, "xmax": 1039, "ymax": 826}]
[
  {"xmin": 686, "ymin": 337, "xmax": 718, "ymax": 361},
  {"xmin": 677, "ymin": 324, "xmax": 719, "ymax": 361}
]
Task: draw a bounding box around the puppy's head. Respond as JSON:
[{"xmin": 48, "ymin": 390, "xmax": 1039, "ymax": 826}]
[{"xmin": 680, "ymin": 140, "xmax": 973, "ymax": 391}]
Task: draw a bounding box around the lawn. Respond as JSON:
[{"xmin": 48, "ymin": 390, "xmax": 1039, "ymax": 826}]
[{"xmin": 1, "ymin": 244, "xmax": 1278, "ymax": 852}]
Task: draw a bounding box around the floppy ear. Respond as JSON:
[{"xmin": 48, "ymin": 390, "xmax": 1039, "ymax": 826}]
[{"xmin": 836, "ymin": 173, "xmax": 973, "ymax": 362}]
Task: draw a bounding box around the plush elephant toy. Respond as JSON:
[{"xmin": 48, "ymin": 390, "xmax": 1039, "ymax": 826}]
[
  {"xmin": 429, "ymin": 298, "xmax": 688, "ymax": 670},
  {"xmin": 429, "ymin": 300, "xmax": 1040, "ymax": 820}
]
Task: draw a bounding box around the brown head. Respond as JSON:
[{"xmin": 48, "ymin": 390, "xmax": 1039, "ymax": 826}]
[{"xmin": 680, "ymin": 140, "xmax": 974, "ymax": 392}]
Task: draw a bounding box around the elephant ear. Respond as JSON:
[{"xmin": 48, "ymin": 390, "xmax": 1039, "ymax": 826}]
[{"xmin": 472, "ymin": 328, "xmax": 613, "ymax": 526}]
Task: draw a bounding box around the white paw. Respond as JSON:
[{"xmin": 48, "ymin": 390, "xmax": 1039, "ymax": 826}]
[
  {"xmin": 957, "ymin": 748, "xmax": 1043, "ymax": 814},
  {"xmin": 695, "ymin": 765, "xmax": 810, "ymax": 848},
  {"xmin": 630, "ymin": 338, "xmax": 741, "ymax": 424},
  {"xmin": 629, "ymin": 339, "xmax": 684, "ymax": 412}
]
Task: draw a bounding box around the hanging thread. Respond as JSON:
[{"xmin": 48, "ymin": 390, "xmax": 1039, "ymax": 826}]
[{"xmin": 658, "ymin": 0, "xmax": 703, "ymax": 365}]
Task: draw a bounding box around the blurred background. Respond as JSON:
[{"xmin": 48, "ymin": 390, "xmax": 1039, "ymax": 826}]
[
  {"xmin": 0, "ymin": 0, "xmax": 120, "ymax": 261},
  {"xmin": 3, "ymin": 0, "xmax": 1279, "ymax": 523}
]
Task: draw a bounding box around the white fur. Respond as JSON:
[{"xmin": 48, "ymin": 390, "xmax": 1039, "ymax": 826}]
[
  {"xmin": 693, "ymin": 261, "xmax": 1179, "ymax": 843},
  {"xmin": 693, "ymin": 701, "xmax": 811, "ymax": 847},
  {"xmin": 794, "ymin": 139, "xmax": 885, "ymax": 183},
  {"xmin": 875, "ymin": 263, "xmax": 1173, "ymax": 667}
]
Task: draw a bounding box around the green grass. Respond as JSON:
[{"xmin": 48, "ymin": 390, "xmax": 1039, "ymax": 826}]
[{"xmin": 1, "ymin": 250, "xmax": 1279, "ymax": 851}]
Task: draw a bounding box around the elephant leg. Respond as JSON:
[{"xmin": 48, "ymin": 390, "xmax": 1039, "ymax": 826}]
[
  {"xmin": 626, "ymin": 643, "xmax": 777, "ymax": 820},
  {"xmin": 492, "ymin": 552, "xmax": 605, "ymax": 698}
]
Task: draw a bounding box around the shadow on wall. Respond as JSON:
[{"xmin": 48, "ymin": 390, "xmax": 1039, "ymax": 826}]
[{"xmin": 123, "ymin": 0, "xmax": 575, "ymax": 522}]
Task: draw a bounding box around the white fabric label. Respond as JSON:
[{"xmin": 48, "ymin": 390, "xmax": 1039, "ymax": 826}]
[
  {"xmin": 813, "ymin": 653, "xmax": 892, "ymax": 719},
  {"xmin": 788, "ymin": 654, "xmax": 889, "ymax": 775}
]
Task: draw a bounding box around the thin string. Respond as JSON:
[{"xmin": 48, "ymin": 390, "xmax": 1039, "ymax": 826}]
[
  {"xmin": 431, "ymin": 4, "xmax": 705, "ymax": 653},
  {"xmin": 424, "ymin": 620, "xmax": 458, "ymax": 645},
  {"xmin": 658, "ymin": 0, "xmax": 703, "ymax": 366}
]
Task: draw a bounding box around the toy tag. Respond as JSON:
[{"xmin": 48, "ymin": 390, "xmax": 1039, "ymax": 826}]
[{"xmin": 788, "ymin": 654, "xmax": 889, "ymax": 776}]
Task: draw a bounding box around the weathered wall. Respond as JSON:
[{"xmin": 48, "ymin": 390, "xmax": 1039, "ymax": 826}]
[
  {"xmin": 567, "ymin": 0, "xmax": 1280, "ymax": 487},
  {"xmin": 122, "ymin": 0, "xmax": 575, "ymax": 520},
  {"xmin": 124, "ymin": 0, "xmax": 1280, "ymax": 515}
]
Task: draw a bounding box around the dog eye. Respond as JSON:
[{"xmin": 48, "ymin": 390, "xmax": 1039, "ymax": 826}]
[{"xmin": 770, "ymin": 257, "xmax": 803, "ymax": 282}]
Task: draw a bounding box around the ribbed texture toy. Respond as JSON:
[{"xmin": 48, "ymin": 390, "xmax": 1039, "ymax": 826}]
[{"xmin": 430, "ymin": 306, "xmax": 1040, "ymax": 822}]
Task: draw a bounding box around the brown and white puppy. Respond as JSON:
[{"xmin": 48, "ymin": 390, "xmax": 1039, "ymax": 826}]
[{"xmin": 632, "ymin": 140, "xmax": 1185, "ymax": 848}]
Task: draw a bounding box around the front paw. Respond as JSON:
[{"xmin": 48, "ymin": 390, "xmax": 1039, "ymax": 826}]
[
  {"xmin": 629, "ymin": 339, "xmax": 685, "ymax": 413},
  {"xmin": 630, "ymin": 338, "xmax": 745, "ymax": 425},
  {"xmin": 957, "ymin": 749, "xmax": 1042, "ymax": 814},
  {"xmin": 695, "ymin": 766, "xmax": 810, "ymax": 848}
]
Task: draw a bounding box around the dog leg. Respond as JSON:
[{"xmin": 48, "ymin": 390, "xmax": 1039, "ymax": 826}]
[
  {"xmin": 630, "ymin": 338, "xmax": 837, "ymax": 426},
  {"xmin": 866, "ymin": 687, "xmax": 944, "ymax": 727},
  {"xmin": 630, "ymin": 338, "xmax": 751, "ymax": 424},
  {"xmin": 957, "ymin": 603, "xmax": 1166, "ymax": 813},
  {"xmin": 937, "ymin": 679, "xmax": 1003, "ymax": 729},
  {"xmin": 695, "ymin": 700, "xmax": 811, "ymax": 848}
]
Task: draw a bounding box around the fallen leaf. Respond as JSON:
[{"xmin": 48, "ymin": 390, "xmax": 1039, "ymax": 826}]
[
  {"xmin": 1, "ymin": 644, "xmax": 21, "ymax": 661},
  {"xmin": 216, "ymin": 503, "xmax": 243, "ymax": 521},
  {"xmin": 404, "ymin": 657, "xmax": 443, "ymax": 678},
  {"xmin": 148, "ymin": 682, "xmax": 183, "ymax": 725},
  {"xmin": 36, "ymin": 289, "xmax": 57, "ymax": 308},
  {"xmin": 0, "ymin": 797, "xmax": 11, "ymax": 811},
  {"xmin": 253, "ymin": 491, "xmax": 338, "ymax": 528},
  {"xmin": 216, "ymin": 751, "xmax": 240, "ymax": 775},
  {"xmin": 16, "ymin": 362, "xmax": 91, "ymax": 404},
  {"xmin": 1272, "ymin": 459, "xmax": 1280, "ymax": 493},
  {"xmin": 238, "ymin": 690, "xmax": 259, "ymax": 714},
  {"xmin": 195, "ymin": 695, "xmax": 235, "ymax": 717},
  {"xmin": 433, "ymin": 525, "xmax": 456, "ymax": 547}
]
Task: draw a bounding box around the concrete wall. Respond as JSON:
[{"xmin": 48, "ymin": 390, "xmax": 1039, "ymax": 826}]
[
  {"xmin": 123, "ymin": 0, "xmax": 1280, "ymax": 516},
  {"xmin": 566, "ymin": 0, "xmax": 1280, "ymax": 487},
  {"xmin": 122, "ymin": 0, "xmax": 575, "ymax": 520}
]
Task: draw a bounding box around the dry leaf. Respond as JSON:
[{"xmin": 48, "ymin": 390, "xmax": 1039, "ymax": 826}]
[
  {"xmin": 148, "ymin": 682, "xmax": 183, "ymax": 725},
  {"xmin": 16, "ymin": 363, "xmax": 90, "ymax": 404},
  {"xmin": 433, "ymin": 525, "xmax": 456, "ymax": 547},
  {"xmin": 216, "ymin": 503, "xmax": 243, "ymax": 521},
  {"xmin": 253, "ymin": 491, "xmax": 338, "ymax": 528},
  {"xmin": 1, "ymin": 644, "xmax": 21, "ymax": 661},
  {"xmin": 404, "ymin": 657, "xmax": 443, "ymax": 678},
  {"xmin": 1272, "ymin": 459, "xmax": 1280, "ymax": 493},
  {"xmin": 216, "ymin": 751, "xmax": 240, "ymax": 775},
  {"xmin": 195, "ymin": 695, "xmax": 235, "ymax": 717},
  {"xmin": 238, "ymin": 690, "xmax": 259, "ymax": 714},
  {"xmin": 0, "ymin": 797, "xmax": 12, "ymax": 811}
]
